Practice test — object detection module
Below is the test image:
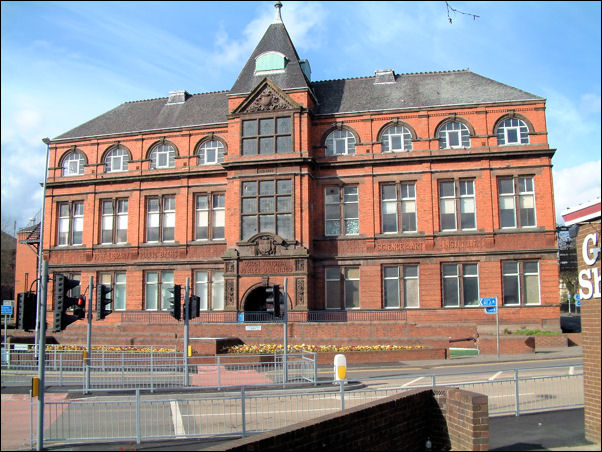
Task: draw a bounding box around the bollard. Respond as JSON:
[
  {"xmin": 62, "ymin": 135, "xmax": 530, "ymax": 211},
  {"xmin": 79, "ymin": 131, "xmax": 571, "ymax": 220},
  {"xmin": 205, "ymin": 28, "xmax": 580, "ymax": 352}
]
[{"xmin": 334, "ymin": 354, "xmax": 346, "ymax": 382}]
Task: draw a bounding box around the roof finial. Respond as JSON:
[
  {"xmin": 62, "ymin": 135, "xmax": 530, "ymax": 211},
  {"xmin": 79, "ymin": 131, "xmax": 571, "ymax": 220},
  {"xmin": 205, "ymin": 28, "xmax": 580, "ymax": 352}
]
[{"xmin": 273, "ymin": 1, "xmax": 283, "ymax": 24}]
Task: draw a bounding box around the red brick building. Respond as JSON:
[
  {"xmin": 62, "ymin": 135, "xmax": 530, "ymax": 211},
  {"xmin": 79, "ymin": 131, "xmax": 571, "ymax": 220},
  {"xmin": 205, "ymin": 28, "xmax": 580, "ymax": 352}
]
[{"xmin": 16, "ymin": 3, "xmax": 560, "ymax": 347}]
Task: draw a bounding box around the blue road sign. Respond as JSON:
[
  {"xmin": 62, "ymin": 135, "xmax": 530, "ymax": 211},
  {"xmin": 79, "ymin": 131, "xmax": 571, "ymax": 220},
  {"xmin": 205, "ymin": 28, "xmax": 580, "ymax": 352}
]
[
  {"xmin": 479, "ymin": 297, "xmax": 497, "ymax": 307},
  {"xmin": 574, "ymin": 293, "xmax": 581, "ymax": 301},
  {"xmin": 576, "ymin": 299, "xmax": 581, "ymax": 307},
  {"xmin": 1, "ymin": 305, "xmax": 13, "ymax": 316},
  {"xmin": 485, "ymin": 306, "xmax": 497, "ymax": 314}
]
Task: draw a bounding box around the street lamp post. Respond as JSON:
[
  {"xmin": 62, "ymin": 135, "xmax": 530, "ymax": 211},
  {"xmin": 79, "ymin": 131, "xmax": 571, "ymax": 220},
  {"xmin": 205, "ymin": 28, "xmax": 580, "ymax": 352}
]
[{"xmin": 34, "ymin": 138, "xmax": 51, "ymax": 358}]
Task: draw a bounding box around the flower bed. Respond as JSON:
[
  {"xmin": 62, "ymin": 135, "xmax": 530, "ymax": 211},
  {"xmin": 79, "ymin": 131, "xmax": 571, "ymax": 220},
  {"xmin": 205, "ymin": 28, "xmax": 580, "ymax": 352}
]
[
  {"xmin": 44, "ymin": 345, "xmax": 176, "ymax": 352},
  {"xmin": 222, "ymin": 343, "xmax": 423, "ymax": 354},
  {"xmin": 218, "ymin": 343, "xmax": 444, "ymax": 364}
]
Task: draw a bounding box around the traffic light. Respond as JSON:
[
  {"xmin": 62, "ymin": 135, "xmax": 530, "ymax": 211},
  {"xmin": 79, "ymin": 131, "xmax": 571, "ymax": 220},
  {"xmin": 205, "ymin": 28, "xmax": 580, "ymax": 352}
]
[
  {"xmin": 74, "ymin": 295, "xmax": 86, "ymax": 320},
  {"xmin": 53, "ymin": 274, "xmax": 81, "ymax": 332},
  {"xmin": 96, "ymin": 284, "xmax": 113, "ymax": 320},
  {"xmin": 189, "ymin": 294, "xmax": 200, "ymax": 319},
  {"xmin": 265, "ymin": 284, "xmax": 280, "ymax": 318},
  {"xmin": 17, "ymin": 292, "xmax": 37, "ymax": 331},
  {"xmin": 168, "ymin": 284, "xmax": 181, "ymax": 320}
]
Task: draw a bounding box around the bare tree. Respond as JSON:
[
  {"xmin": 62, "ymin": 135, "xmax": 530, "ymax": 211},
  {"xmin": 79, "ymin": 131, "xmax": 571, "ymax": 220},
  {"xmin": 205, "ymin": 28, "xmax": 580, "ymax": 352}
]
[{"xmin": 445, "ymin": 1, "xmax": 480, "ymax": 23}]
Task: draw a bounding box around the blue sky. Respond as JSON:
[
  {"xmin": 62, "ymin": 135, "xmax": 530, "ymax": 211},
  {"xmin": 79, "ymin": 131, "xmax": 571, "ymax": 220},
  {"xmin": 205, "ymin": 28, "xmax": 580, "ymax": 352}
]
[{"xmin": 1, "ymin": 1, "xmax": 600, "ymax": 232}]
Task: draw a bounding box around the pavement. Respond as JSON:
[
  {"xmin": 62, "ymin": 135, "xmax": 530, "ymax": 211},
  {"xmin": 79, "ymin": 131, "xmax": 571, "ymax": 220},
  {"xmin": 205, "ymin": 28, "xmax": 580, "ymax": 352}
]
[{"xmin": 2, "ymin": 345, "xmax": 600, "ymax": 451}]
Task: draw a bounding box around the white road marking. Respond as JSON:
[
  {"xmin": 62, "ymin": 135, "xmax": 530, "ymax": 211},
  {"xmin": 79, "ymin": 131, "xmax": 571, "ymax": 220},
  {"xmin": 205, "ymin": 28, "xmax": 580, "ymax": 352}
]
[
  {"xmin": 489, "ymin": 371, "xmax": 503, "ymax": 381},
  {"xmin": 170, "ymin": 401, "xmax": 185, "ymax": 436},
  {"xmin": 402, "ymin": 377, "xmax": 424, "ymax": 387}
]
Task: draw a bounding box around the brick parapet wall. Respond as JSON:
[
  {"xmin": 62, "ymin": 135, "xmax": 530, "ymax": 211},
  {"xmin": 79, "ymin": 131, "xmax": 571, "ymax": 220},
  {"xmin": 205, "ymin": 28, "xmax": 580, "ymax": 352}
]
[{"xmin": 205, "ymin": 388, "xmax": 488, "ymax": 452}]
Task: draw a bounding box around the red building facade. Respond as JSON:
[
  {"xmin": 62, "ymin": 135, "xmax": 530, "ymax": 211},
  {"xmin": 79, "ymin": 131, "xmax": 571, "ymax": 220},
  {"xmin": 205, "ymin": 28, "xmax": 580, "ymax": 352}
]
[{"xmin": 21, "ymin": 4, "xmax": 560, "ymax": 345}]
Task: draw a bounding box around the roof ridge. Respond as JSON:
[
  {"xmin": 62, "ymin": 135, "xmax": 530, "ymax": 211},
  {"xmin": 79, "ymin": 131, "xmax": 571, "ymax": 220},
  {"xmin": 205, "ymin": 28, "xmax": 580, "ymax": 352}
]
[
  {"xmin": 400, "ymin": 68, "xmax": 470, "ymax": 76},
  {"xmin": 311, "ymin": 69, "xmax": 471, "ymax": 85},
  {"xmin": 123, "ymin": 89, "xmax": 230, "ymax": 105}
]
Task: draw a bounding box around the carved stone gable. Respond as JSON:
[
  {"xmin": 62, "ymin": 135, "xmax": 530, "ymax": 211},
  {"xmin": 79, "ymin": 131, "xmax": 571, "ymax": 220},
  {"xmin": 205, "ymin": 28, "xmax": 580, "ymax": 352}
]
[{"xmin": 245, "ymin": 84, "xmax": 294, "ymax": 113}]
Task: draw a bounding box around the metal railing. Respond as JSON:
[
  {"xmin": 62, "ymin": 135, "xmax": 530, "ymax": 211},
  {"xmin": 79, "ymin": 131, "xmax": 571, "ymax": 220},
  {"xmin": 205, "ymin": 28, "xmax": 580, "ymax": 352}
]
[
  {"xmin": 117, "ymin": 309, "xmax": 409, "ymax": 323},
  {"xmin": 1, "ymin": 344, "xmax": 318, "ymax": 391},
  {"xmin": 30, "ymin": 368, "xmax": 584, "ymax": 447}
]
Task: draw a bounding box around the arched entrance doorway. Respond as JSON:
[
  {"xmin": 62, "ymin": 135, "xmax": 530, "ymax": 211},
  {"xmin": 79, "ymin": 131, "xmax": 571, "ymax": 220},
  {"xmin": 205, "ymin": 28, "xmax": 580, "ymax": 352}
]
[{"xmin": 244, "ymin": 286, "xmax": 267, "ymax": 312}]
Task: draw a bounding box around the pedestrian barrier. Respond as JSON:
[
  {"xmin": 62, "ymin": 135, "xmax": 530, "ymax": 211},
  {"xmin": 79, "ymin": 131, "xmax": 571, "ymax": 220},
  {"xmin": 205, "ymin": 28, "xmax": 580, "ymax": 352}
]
[
  {"xmin": 1, "ymin": 343, "xmax": 317, "ymax": 391},
  {"xmin": 26, "ymin": 366, "xmax": 584, "ymax": 448}
]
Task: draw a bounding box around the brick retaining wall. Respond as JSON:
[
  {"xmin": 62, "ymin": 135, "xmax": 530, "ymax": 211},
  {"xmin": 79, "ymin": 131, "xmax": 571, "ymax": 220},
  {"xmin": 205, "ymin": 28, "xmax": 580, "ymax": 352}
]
[{"xmin": 204, "ymin": 388, "xmax": 488, "ymax": 451}]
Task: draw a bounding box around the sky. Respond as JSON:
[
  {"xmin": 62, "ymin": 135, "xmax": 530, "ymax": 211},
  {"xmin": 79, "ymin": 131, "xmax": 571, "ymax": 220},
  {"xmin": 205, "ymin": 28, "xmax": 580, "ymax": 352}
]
[{"xmin": 1, "ymin": 1, "xmax": 601, "ymax": 233}]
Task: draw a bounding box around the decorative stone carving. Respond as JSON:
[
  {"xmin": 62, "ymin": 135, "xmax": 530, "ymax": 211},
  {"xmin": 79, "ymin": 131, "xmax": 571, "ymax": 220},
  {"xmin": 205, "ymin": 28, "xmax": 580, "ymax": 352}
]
[
  {"xmin": 295, "ymin": 278, "xmax": 305, "ymax": 307},
  {"xmin": 295, "ymin": 259, "xmax": 306, "ymax": 272},
  {"xmin": 225, "ymin": 279, "xmax": 236, "ymax": 308},
  {"xmin": 256, "ymin": 234, "xmax": 277, "ymax": 256},
  {"xmin": 245, "ymin": 85, "xmax": 294, "ymax": 113}
]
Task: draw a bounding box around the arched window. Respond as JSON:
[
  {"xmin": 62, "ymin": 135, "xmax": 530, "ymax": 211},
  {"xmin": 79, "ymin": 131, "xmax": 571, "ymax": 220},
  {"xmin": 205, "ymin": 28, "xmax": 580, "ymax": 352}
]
[
  {"xmin": 496, "ymin": 118, "xmax": 529, "ymax": 145},
  {"xmin": 381, "ymin": 125, "xmax": 412, "ymax": 152},
  {"xmin": 325, "ymin": 129, "xmax": 356, "ymax": 156},
  {"xmin": 104, "ymin": 146, "xmax": 130, "ymax": 173},
  {"xmin": 62, "ymin": 150, "xmax": 86, "ymax": 176},
  {"xmin": 438, "ymin": 121, "xmax": 470, "ymax": 149},
  {"xmin": 197, "ymin": 140, "xmax": 225, "ymax": 165},
  {"xmin": 149, "ymin": 143, "xmax": 175, "ymax": 169}
]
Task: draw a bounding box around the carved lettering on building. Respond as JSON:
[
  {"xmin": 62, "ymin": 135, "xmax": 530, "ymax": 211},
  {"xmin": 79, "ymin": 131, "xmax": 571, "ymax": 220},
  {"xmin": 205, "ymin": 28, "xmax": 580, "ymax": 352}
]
[
  {"xmin": 139, "ymin": 247, "xmax": 180, "ymax": 260},
  {"xmin": 239, "ymin": 259, "xmax": 293, "ymax": 275},
  {"xmin": 375, "ymin": 242, "xmax": 425, "ymax": 252},
  {"xmin": 438, "ymin": 239, "xmax": 483, "ymax": 250},
  {"xmin": 93, "ymin": 250, "xmax": 130, "ymax": 262}
]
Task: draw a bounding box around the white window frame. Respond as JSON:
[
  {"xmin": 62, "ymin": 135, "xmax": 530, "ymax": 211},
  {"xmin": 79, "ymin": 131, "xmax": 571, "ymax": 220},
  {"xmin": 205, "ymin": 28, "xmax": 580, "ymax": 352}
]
[
  {"xmin": 496, "ymin": 118, "xmax": 529, "ymax": 146},
  {"xmin": 144, "ymin": 271, "xmax": 173, "ymax": 311},
  {"xmin": 197, "ymin": 140, "xmax": 225, "ymax": 165},
  {"xmin": 149, "ymin": 144, "xmax": 175, "ymax": 169},
  {"xmin": 438, "ymin": 122, "xmax": 470, "ymax": 149},
  {"xmin": 62, "ymin": 152, "xmax": 85, "ymax": 176},
  {"xmin": 325, "ymin": 186, "xmax": 359, "ymax": 237},
  {"xmin": 105, "ymin": 147, "xmax": 129, "ymax": 173},
  {"xmin": 325, "ymin": 129, "xmax": 356, "ymax": 156},
  {"xmin": 57, "ymin": 201, "xmax": 84, "ymax": 246},
  {"xmin": 381, "ymin": 125, "xmax": 412, "ymax": 152}
]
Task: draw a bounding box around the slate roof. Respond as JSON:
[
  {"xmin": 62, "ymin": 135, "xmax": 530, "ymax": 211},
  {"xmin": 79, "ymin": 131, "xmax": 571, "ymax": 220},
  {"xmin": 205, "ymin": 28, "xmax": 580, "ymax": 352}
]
[
  {"xmin": 52, "ymin": 13, "xmax": 544, "ymax": 142},
  {"xmin": 230, "ymin": 22, "xmax": 311, "ymax": 95},
  {"xmin": 311, "ymin": 70, "xmax": 543, "ymax": 115},
  {"xmin": 54, "ymin": 91, "xmax": 228, "ymax": 141}
]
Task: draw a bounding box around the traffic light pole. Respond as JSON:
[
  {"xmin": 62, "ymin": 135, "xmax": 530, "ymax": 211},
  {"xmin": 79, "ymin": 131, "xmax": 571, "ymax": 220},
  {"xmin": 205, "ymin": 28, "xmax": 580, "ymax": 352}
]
[
  {"xmin": 36, "ymin": 260, "xmax": 48, "ymax": 451},
  {"xmin": 283, "ymin": 278, "xmax": 288, "ymax": 386},
  {"xmin": 184, "ymin": 277, "xmax": 190, "ymax": 387},
  {"xmin": 85, "ymin": 276, "xmax": 93, "ymax": 393}
]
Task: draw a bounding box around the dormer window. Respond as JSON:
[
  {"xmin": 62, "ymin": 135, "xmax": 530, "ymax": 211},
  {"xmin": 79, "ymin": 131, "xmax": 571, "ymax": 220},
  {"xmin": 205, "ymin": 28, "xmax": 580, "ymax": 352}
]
[{"xmin": 255, "ymin": 51, "xmax": 287, "ymax": 75}]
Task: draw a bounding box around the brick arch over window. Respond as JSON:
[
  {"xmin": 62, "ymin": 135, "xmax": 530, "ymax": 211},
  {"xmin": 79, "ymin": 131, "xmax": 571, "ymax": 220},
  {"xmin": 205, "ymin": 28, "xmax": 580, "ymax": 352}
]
[
  {"xmin": 321, "ymin": 124, "xmax": 360, "ymax": 156},
  {"xmin": 434, "ymin": 115, "xmax": 476, "ymax": 137},
  {"xmin": 434, "ymin": 115, "xmax": 474, "ymax": 149},
  {"xmin": 194, "ymin": 134, "xmax": 227, "ymax": 165},
  {"xmin": 59, "ymin": 148, "xmax": 87, "ymax": 176},
  {"xmin": 376, "ymin": 120, "xmax": 418, "ymax": 142},
  {"xmin": 492, "ymin": 113, "xmax": 535, "ymax": 134},
  {"xmin": 146, "ymin": 139, "xmax": 178, "ymax": 169},
  {"xmin": 101, "ymin": 144, "xmax": 132, "ymax": 173},
  {"xmin": 376, "ymin": 120, "xmax": 417, "ymax": 152}
]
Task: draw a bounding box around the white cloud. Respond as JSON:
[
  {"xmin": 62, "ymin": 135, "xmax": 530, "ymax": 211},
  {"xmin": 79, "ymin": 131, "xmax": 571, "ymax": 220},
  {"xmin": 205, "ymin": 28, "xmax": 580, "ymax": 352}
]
[{"xmin": 553, "ymin": 160, "xmax": 602, "ymax": 223}]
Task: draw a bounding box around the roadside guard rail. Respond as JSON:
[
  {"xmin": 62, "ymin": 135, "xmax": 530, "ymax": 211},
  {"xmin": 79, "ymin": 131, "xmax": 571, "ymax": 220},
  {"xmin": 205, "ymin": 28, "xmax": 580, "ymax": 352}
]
[
  {"xmin": 1, "ymin": 343, "xmax": 317, "ymax": 390},
  {"xmin": 26, "ymin": 364, "xmax": 584, "ymax": 448}
]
